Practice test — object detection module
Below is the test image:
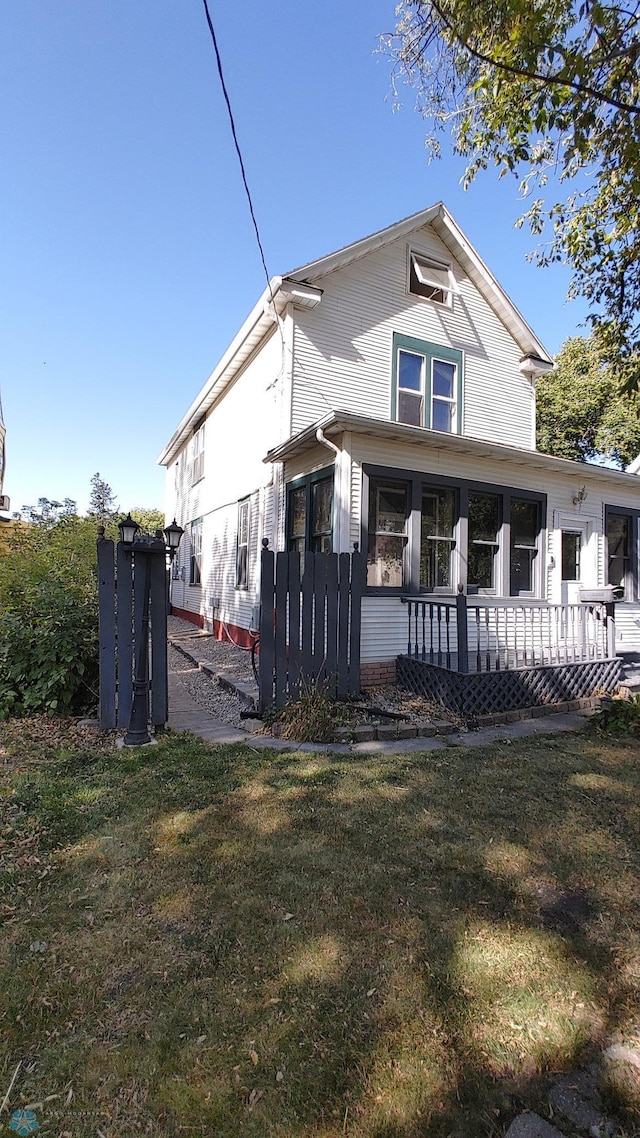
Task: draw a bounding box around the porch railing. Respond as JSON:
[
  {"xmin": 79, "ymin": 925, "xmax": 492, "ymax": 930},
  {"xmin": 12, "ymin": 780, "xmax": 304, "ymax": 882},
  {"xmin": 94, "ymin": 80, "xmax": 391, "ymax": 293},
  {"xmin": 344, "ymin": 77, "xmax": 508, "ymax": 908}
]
[{"xmin": 402, "ymin": 589, "xmax": 616, "ymax": 673}]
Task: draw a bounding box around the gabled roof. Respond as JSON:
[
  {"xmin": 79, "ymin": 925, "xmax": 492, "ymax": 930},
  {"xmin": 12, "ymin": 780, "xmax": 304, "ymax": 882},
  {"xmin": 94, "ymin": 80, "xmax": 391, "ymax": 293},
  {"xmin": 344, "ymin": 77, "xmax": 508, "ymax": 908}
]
[{"xmin": 158, "ymin": 203, "xmax": 553, "ymax": 466}]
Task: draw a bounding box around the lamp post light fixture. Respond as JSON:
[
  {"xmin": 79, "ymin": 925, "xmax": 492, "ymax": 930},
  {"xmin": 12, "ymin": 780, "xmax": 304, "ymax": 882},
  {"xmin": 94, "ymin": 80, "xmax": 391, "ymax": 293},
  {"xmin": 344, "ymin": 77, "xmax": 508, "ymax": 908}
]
[{"xmin": 121, "ymin": 514, "xmax": 184, "ymax": 746}]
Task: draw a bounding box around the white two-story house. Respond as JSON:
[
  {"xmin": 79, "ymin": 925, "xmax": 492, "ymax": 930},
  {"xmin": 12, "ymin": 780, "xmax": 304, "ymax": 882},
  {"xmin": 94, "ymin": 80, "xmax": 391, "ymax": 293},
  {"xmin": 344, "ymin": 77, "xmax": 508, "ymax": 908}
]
[{"xmin": 159, "ymin": 203, "xmax": 640, "ymax": 686}]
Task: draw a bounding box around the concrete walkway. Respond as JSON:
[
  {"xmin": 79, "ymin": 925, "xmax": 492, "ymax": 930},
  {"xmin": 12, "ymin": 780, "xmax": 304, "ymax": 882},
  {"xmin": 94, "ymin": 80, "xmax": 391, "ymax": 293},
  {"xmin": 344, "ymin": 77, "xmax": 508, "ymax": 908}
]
[{"xmin": 167, "ymin": 662, "xmax": 594, "ymax": 754}]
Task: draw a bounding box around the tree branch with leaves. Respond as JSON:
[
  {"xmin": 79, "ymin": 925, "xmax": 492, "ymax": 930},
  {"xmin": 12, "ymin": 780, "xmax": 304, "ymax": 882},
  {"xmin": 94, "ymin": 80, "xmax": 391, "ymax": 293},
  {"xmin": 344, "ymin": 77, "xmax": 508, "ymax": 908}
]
[{"xmin": 387, "ymin": 0, "xmax": 640, "ymax": 388}]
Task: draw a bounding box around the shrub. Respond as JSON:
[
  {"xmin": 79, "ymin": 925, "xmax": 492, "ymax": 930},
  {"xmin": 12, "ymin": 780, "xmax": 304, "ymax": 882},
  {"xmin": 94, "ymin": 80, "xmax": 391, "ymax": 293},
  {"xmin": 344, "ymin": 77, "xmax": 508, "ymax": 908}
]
[
  {"xmin": 0, "ymin": 516, "xmax": 101, "ymax": 718},
  {"xmin": 590, "ymin": 694, "xmax": 640, "ymax": 736}
]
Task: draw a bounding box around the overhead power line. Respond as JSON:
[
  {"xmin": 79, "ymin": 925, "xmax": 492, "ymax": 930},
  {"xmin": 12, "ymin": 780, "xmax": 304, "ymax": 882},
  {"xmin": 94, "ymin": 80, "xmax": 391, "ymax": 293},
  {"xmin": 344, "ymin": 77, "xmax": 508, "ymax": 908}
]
[{"xmin": 201, "ymin": 0, "xmax": 273, "ymax": 297}]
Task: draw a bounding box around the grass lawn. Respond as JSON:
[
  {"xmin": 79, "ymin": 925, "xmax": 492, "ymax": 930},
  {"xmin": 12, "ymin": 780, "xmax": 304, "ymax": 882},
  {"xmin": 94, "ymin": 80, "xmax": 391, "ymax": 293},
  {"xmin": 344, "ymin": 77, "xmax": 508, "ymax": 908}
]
[{"xmin": 1, "ymin": 719, "xmax": 640, "ymax": 1137}]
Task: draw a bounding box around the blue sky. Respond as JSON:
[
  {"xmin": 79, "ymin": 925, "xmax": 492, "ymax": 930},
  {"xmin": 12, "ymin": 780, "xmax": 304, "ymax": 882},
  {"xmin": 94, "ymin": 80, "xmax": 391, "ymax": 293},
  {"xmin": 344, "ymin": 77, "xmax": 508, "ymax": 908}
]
[{"xmin": 0, "ymin": 0, "xmax": 588, "ymax": 516}]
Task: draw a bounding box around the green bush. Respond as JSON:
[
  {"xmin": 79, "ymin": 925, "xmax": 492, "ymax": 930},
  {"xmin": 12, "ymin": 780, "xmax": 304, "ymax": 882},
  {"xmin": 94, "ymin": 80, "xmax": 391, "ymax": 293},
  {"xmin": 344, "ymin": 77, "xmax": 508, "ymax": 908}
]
[
  {"xmin": 0, "ymin": 516, "xmax": 101, "ymax": 718},
  {"xmin": 590, "ymin": 694, "xmax": 640, "ymax": 735}
]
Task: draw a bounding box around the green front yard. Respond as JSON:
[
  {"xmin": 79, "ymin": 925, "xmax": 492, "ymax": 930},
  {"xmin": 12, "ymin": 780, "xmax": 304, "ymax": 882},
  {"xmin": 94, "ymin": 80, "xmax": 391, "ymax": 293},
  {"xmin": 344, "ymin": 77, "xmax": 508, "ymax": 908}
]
[{"xmin": 1, "ymin": 719, "xmax": 639, "ymax": 1136}]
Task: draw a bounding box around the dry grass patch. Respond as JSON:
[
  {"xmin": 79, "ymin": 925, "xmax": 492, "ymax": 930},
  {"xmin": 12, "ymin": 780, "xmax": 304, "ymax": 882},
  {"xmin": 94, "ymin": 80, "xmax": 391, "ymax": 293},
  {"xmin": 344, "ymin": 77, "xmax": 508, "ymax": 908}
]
[{"xmin": 1, "ymin": 721, "xmax": 640, "ymax": 1135}]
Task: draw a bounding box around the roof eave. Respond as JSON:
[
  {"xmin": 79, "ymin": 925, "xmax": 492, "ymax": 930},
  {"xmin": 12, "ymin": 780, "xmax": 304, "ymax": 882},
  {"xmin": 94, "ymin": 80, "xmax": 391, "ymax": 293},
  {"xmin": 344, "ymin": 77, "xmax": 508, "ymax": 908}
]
[{"xmin": 264, "ymin": 411, "xmax": 640, "ymax": 489}]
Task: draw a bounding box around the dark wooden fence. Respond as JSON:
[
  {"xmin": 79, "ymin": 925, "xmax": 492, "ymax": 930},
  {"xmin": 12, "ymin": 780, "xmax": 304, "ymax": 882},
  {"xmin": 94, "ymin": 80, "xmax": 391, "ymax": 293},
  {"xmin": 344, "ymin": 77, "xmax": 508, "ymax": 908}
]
[
  {"xmin": 97, "ymin": 535, "xmax": 168, "ymax": 731},
  {"xmin": 258, "ymin": 544, "xmax": 365, "ymax": 712}
]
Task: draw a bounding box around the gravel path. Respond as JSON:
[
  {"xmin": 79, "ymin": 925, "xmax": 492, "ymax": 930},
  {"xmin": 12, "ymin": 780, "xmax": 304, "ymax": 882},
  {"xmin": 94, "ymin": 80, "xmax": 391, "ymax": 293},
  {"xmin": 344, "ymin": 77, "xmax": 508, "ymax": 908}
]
[{"xmin": 168, "ymin": 617, "xmax": 256, "ymax": 727}]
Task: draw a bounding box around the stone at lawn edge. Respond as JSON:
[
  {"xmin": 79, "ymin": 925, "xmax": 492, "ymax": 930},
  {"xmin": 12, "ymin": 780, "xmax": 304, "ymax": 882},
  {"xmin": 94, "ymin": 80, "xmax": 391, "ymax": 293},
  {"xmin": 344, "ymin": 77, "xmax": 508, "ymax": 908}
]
[
  {"xmin": 504, "ymin": 1112, "xmax": 566, "ymax": 1138},
  {"xmin": 414, "ymin": 720, "xmax": 436, "ymax": 736},
  {"xmin": 352, "ymin": 725, "xmax": 376, "ymax": 742},
  {"xmin": 432, "ymin": 719, "xmax": 456, "ymax": 735},
  {"xmin": 548, "ymin": 1079, "xmax": 610, "ymax": 1135}
]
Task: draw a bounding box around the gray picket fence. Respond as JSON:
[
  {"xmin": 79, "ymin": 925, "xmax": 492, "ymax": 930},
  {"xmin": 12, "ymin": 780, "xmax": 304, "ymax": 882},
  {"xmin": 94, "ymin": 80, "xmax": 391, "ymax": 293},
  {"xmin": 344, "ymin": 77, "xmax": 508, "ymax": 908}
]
[
  {"xmin": 258, "ymin": 545, "xmax": 365, "ymax": 711},
  {"xmin": 97, "ymin": 536, "xmax": 168, "ymax": 730}
]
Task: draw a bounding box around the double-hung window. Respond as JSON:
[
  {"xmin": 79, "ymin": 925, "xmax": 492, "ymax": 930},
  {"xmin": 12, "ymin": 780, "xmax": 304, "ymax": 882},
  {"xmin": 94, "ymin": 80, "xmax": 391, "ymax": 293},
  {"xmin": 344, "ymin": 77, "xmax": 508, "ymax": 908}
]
[
  {"xmin": 420, "ymin": 486, "xmax": 456, "ymax": 590},
  {"xmin": 236, "ymin": 498, "xmax": 250, "ymax": 589},
  {"xmin": 392, "ymin": 334, "xmax": 462, "ymax": 434},
  {"xmin": 189, "ymin": 518, "xmax": 203, "ymax": 585},
  {"xmin": 606, "ymin": 507, "xmax": 637, "ymax": 599},
  {"xmin": 510, "ymin": 498, "xmax": 541, "ymax": 595},
  {"xmin": 191, "ymin": 419, "xmax": 205, "ymax": 485},
  {"xmin": 286, "ymin": 469, "xmax": 334, "ymax": 556},
  {"xmin": 467, "ymin": 492, "xmax": 501, "ymax": 592},
  {"xmin": 367, "ymin": 479, "xmax": 408, "ymax": 588}
]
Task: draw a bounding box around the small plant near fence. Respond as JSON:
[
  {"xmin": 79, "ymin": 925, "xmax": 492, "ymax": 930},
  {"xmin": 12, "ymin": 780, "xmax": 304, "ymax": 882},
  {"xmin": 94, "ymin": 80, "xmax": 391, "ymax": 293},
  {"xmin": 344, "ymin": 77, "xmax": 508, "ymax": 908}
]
[
  {"xmin": 262, "ymin": 679, "xmax": 353, "ymax": 742},
  {"xmin": 590, "ymin": 693, "xmax": 640, "ymax": 735}
]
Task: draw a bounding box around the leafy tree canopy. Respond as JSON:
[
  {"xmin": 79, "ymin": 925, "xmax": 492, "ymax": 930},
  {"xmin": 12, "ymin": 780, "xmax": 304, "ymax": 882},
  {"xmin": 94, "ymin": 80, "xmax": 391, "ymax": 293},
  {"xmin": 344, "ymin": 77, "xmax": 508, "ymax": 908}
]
[
  {"xmin": 388, "ymin": 0, "xmax": 640, "ymax": 388},
  {"xmin": 126, "ymin": 507, "xmax": 165, "ymax": 536},
  {"xmin": 536, "ymin": 336, "xmax": 640, "ymax": 466}
]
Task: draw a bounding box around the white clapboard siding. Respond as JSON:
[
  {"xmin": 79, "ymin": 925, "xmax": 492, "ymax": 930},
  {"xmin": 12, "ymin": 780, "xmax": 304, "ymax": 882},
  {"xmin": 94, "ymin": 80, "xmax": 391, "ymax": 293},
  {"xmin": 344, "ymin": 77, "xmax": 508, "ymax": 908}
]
[{"xmin": 291, "ymin": 226, "xmax": 535, "ymax": 450}]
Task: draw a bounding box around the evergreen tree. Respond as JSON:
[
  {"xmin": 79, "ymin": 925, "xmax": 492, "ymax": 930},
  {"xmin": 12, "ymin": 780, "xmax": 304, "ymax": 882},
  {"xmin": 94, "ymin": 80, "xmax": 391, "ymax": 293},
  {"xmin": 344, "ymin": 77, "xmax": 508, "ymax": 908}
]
[{"xmin": 88, "ymin": 473, "xmax": 118, "ymax": 521}]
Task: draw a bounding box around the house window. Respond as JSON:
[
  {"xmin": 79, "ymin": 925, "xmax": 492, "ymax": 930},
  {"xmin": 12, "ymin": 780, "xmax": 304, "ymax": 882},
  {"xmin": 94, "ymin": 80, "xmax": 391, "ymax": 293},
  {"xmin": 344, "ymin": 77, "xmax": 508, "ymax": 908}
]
[
  {"xmin": 286, "ymin": 469, "xmax": 334, "ymax": 554},
  {"xmin": 397, "ymin": 351, "xmax": 424, "ymax": 427},
  {"xmin": 606, "ymin": 508, "xmax": 636, "ymax": 599},
  {"xmin": 392, "ymin": 334, "xmax": 462, "ymax": 434},
  {"xmin": 510, "ymin": 498, "xmax": 541, "ymax": 595},
  {"xmin": 420, "ymin": 486, "xmax": 456, "ymax": 590},
  {"xmin": 189, "ymin": 518, "xmax": 202, "ymax": 585},
  {"xmin": 367, "ymin": 478, "xmax": 408, "ymax": 588},
  {"xmin": 468, "ymin": 492, "xmax": 501, "ymax": 592},
  {"xmin": 409, "ymin": 251, "xmax": 452, "ymax": 306},
  {"xmin": 236, "ymin": 498, "xmax": 250, "ymax": 589},
  {"xmin": 363, "ymin": 465, "xmax": 545, "ymax": 597},
  {"xmin": 191, "ymin": 419, "xmax": 205, "ymax": 485}
]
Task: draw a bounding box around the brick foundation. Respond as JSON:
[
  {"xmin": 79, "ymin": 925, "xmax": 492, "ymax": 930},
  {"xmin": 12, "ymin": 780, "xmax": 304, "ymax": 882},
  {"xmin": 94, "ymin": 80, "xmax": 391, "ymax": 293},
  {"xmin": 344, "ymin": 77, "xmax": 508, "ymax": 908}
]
[
  {"xmin": 361, "ymin": 660, "xmax": 398, "ymax": 688},
  {"xmin": 170, "ymin": 606, "xmax": 204, "ymax": 629}
]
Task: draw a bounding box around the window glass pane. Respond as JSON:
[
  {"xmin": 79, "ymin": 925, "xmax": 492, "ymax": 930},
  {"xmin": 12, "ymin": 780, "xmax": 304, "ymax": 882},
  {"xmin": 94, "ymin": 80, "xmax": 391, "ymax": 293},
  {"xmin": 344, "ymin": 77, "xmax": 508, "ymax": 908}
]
[
  {"xmin": 608, "ymin": 514, "xmax": 630, "ymax": 590},
  {"xmin": 469, "ymin": 493, "xmax": 500, "ymax": 543},
  {"xmin": 238, "ymin": 501, "xmax": 249, "ymax": 545},
  {"xmin": 311, "ymin": 479, "xmax": 333, "ymax": 552},
  {"xmin": 511, "ymin": 499, "xmax": 539, "ymax": 547},
  {"xmin": 432, "ymin": 360, "xmax": 455, "ymax": 398},
  {"xmin": 420, "ymin": 487, "xmax": 456, "ymax": 589},
  {"xmin": 289, "ymin": 487, "xmax": 306, "ymax": 541},
  {"xmin": 561, "ymin": 532, "xmax": 581, "ymax": 582},
  {"xmin": 432, "ymin": 399, "xmax": 454, "ymax": 432},
  {"xmin": 398, "ymin": 351, "xmax": 423, "ymax": 391},
  {"xmin": 468, "ymin": 545, "xmax": 495, "ymax": 590},
  {"xmin": 398, "ymin": 391, "xmax": 423, "ymax": 426},
  {"xmin": 367, "ymin": 480, "xmax": 407, "ymax": 587}
]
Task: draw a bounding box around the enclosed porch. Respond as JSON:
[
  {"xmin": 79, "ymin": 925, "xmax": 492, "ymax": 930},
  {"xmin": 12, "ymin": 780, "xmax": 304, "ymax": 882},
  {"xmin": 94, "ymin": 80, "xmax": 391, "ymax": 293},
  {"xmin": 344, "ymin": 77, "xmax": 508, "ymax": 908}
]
[{"xmin": 397, "ymin": 592, "xmax": 621, "ymax": 717}]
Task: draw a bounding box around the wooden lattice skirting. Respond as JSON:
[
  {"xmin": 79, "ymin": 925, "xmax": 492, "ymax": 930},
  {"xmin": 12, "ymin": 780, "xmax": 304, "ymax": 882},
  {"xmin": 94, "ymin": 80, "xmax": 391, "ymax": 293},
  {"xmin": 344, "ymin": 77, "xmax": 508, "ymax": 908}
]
[{"xmin": 397, "ymin": 655, "xmax": 622, "ymax": 717}]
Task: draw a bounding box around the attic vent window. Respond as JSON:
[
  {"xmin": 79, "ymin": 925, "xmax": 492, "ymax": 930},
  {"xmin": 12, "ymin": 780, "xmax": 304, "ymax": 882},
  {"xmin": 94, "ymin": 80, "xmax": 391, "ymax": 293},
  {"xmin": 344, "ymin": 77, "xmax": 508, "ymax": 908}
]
[{"xmin": 409, "ymin": 253, "xmax": 452, "ymax": 306}]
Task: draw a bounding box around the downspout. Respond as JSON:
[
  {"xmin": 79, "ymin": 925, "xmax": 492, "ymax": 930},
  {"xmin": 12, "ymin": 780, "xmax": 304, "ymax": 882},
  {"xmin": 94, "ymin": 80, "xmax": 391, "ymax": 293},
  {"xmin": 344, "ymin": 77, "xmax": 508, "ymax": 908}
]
[{"xmin": 316, "ymin": 428, "xmax": 343, "ymax": 552}]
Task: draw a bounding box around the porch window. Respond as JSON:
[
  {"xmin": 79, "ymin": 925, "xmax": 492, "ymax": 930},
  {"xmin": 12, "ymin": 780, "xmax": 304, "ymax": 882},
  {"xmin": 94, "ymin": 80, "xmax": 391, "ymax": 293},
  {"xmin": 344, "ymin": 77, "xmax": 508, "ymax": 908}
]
[
  {"xmin": 392, "ymin": 334, "xmax": 462, "ymax": 434},
  {"xmin": 510, "ymin": 498, "xmax": 541, "ymax": 595},
  {"xmin": 189, "ymin": 517, "xmax": 202, "ymax": 585},
  {"xmin": 367, "ymin": 478, "xmax": 408, "ymax": 588},
  {"xmin": 236, "ymin": 498, "xmax": 250, "ymax": 589},
  {"xmin": 606, "ymin": 508, "xmax": 635, "ymax": 599},
  {"xmin": 468, "ymin": 492, "xmax": 501, "ymax": 591},
  {"xmin": 286, "ymin": 469, "xmax": 334, "ymax": 555},
  {"xmin": 420, "ymin": 486, "xmax": 456, "ymax": 590}
]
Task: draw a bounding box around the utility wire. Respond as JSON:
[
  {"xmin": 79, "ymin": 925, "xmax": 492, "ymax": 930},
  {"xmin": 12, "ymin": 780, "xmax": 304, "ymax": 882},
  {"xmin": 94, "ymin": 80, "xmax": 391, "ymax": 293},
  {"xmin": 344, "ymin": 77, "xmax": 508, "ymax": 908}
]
[{"xmin": 201, "ymin": 0, "xmax": 274, "ymax": 299}]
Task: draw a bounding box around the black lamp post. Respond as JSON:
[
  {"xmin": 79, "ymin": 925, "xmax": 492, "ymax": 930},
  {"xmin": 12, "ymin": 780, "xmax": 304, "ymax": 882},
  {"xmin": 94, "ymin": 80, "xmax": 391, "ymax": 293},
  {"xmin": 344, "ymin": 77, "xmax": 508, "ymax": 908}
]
[{"xmin": 119, "ymin": 514, "xmax": 184, "ymax": 746}]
